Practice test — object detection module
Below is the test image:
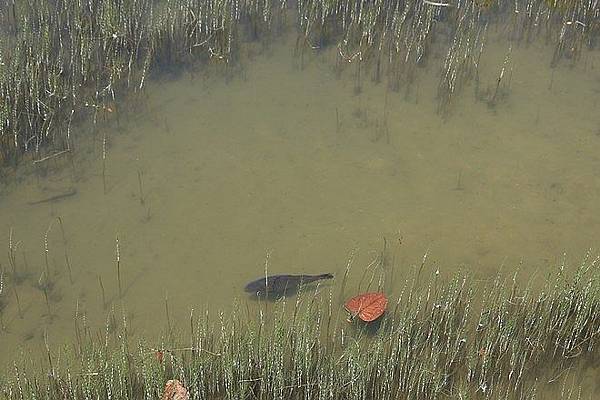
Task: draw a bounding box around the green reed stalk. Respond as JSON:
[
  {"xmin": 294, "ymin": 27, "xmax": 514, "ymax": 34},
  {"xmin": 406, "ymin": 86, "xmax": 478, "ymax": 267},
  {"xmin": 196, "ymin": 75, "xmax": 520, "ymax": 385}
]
[
  {"xmin": 165, "ymin": 291, "xmax": 172, "ymax": 337},
  {"xmin": 137, "ymin": 170, "xmax": 145, "ymax": 205},
  {"xmin": 102, "ymin": 131, "xmax": 107, "ymax": 195},
  {"xmin": 98, "ymin": 275, "xmax": 106, "ymax": 309},
  {"xmin": 13, "ymin": 285, "xmax": 22, "ymax": 319},
  {"xmin": 115, "ymin": 235, "xmax": 122, "ymax": 299},
  {"xmin": 57, "ymin": 217, "xmax": 73, "ymax": 284},
  {"xmin": 43, "ymin": 222, "xmax": 54, "ymax": 283}
]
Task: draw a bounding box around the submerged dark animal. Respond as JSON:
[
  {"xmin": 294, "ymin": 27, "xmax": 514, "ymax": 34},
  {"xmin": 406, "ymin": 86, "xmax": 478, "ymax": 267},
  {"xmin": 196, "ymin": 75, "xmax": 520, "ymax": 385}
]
[{"xmin": 245, "ymin": 273, "xmax": 334, "ymax": 297}]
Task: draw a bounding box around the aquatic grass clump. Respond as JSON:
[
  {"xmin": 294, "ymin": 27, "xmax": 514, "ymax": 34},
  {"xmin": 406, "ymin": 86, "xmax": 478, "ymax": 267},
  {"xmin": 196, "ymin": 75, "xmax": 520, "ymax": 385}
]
[
  {"xmin": 1, "ymin": 254, "xmax": 599, "ymax": 399},
  {"xmin": 0, "ymin": 0, "xmax": 273, "ymax": 168},
  {"xmin": 1, "ymin": 0, "xmax": 599, "ymax": 168},
  {"xmin": 296, "ymin": 0, "xmax": 600, "ymax": 115}
]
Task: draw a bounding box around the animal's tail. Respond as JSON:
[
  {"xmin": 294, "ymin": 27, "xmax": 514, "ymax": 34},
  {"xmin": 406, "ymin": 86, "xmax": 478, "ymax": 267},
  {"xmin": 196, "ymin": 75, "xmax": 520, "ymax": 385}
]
[
  {"xmin": 317, "ymin": 273, "xmax": 334, "ymax": 280},
  {"xmin": 300, "ymin": 273, "xmax": 334, "ymax": 284}
]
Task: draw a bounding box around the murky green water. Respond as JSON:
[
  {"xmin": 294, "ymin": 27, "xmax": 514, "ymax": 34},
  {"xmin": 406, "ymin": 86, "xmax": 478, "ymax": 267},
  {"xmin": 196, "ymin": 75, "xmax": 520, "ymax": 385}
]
[{"xmin": 0, "ymin": 31, "xmax": 599, "ymax": 380}]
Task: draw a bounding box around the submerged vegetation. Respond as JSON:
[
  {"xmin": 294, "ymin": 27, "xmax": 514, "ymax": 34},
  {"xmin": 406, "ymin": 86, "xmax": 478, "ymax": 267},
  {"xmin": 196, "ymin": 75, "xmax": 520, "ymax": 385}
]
[
  {"xmin": 1, "ymin": 253, "xmax": 599, "ymax": 399},
  {"xmin": 0, "ymin": 0, "xmax": 599, "ymax": 167}
]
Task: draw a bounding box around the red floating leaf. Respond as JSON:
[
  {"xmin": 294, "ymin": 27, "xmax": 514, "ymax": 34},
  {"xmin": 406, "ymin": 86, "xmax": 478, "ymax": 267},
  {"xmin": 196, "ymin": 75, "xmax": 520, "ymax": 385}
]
[{"xmin": 344, "ymin": 292, "xmax": 388, "ymax": 322}]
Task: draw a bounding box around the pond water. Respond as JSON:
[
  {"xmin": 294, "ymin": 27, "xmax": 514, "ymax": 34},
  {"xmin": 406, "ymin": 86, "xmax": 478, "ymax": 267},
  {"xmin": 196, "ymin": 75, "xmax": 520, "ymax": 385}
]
[{"xmin": 0, "ymin": 30, "xmax": 599, "ymax": 381}]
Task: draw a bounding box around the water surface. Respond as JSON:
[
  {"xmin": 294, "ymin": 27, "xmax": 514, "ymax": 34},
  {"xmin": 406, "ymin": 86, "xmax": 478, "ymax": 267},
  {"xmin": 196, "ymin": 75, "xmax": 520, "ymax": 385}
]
[{"xmin": 0, "ymin": 33, "xmax": 599, "ymax": 373}]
